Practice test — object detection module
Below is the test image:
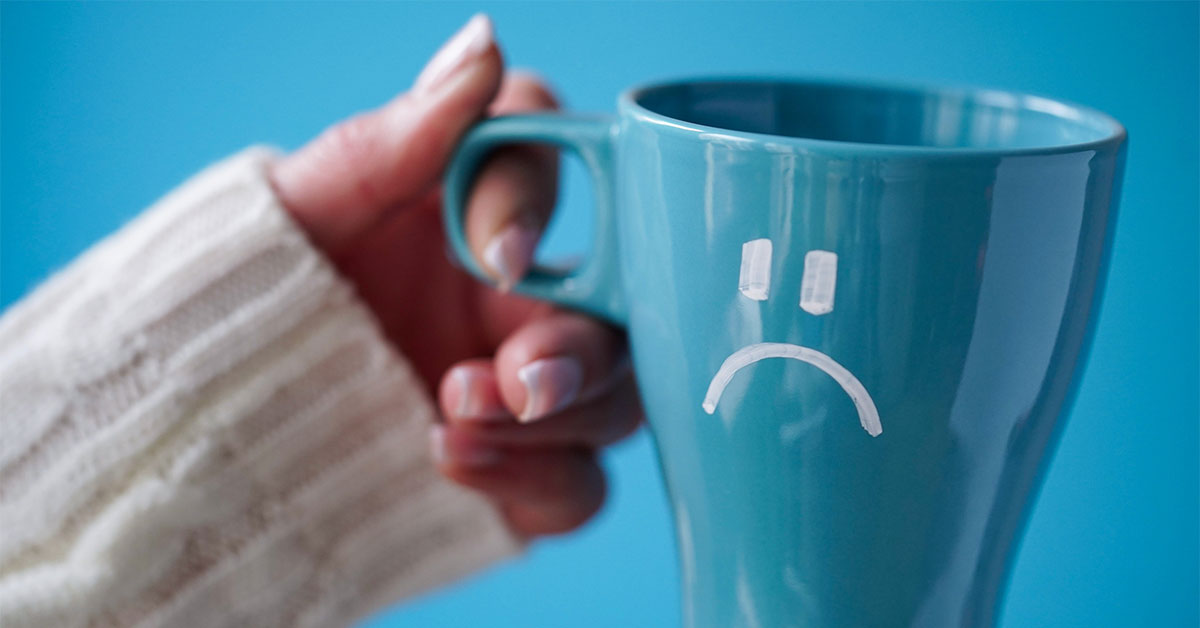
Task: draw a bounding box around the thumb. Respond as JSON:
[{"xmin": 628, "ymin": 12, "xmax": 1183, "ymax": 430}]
[{"xmin": 271, "ymin": 14, "xmax": 503, "ymax": 252}]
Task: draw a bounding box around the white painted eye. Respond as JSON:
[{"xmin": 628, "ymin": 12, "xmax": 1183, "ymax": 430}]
[
  {"xmin": 739, "ymin": 238, "xmax": 772, "ymax": 301},
  {"xmin": 800, "ymin": 250, "xmax": 837, "ymax": 315}
]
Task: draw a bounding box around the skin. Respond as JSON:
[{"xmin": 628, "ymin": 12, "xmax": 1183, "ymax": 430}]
[{"xmin": 268, "ymin": 22, "xmax": 642, "ymax": 539}]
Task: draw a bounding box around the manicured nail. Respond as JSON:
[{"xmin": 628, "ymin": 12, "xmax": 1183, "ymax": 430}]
[
  {"xmin": 482, "ymin": 221, "xmax": 539, "ymax": 291},
  {"xmin": 516, "ymin": 356, "xmax": 583, "ymax": 423},
  {"xmin": 450, "ymin": 368, "xmax": 509, "ymax": 422},
  {"xmin": 414, "ymin": 14, "xmax": 494, "ymax": 95},
  {"xmin": 430, "ymin": 425, "xmax": 502, "ymax": 467}
]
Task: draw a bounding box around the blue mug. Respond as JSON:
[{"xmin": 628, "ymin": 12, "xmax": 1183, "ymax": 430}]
[{"xmin": 444, "ymin": 78, "xmax": 1126, "ymax": 627}]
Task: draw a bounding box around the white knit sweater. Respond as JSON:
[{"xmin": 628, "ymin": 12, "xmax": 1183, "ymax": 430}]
[{"xmin": 0, "ymin": 148, "xmax": 521, "ymax": 627}]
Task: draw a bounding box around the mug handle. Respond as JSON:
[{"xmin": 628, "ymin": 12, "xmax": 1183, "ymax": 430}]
[{"xmin": 443, "ymin": 114, "xmax": 626, "ymax": 325}]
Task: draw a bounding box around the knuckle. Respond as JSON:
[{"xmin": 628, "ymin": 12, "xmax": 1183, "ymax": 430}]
[
  {"xmin": 559, "ymin": 502, "xmax": 601, "ymax": 534},
  {"xmin": 594, "ymin": 381, "xmax": 643, "ymax": 446},
  {"xmin": 320, "ymin": 113, "xmax": 380, "ymax": 170},
  {"xmin": 615, "ymin": 411, "xmax": 644, "ymax": 443},
  {"xmin": 313, "ymin": 113, "xmax": 384, "ymax": 207},
  {"xmin": 517, "ymin": 458, "xmax": 606, "ymax": 536},
  {"xmin": 543, "ymin": 459, "xmax": 578, "ymax": 497},
  {"xmin": 501, "ymin": 71, "xmax": 560, "ymax": 111},
  {"xmin": 597, "ymin": 409, "xmax": 642, "ymax": 446},
  {"xmin": 523, "ymin": 81, "xmax": 559, "ymax": 110}
]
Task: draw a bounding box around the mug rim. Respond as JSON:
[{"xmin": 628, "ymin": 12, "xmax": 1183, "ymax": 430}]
[{"xmin": 618, "ymin": 75, "xmax": 1127, "ymax": 158}]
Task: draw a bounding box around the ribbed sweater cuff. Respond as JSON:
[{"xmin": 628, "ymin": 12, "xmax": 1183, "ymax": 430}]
[{"xmin": 0, "ymin": 147, "xmax": 521, "ymax": 628}]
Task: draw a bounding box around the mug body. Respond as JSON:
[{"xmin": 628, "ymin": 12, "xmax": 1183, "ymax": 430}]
[{"xmin": 612, "ymin": 79, "xmax": 1125, "ymax": 627}]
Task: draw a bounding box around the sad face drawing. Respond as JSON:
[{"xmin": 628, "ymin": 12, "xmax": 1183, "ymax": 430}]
[{"xmin": 701, "ymin": 239, "xmax": 883, "ymax": 437}]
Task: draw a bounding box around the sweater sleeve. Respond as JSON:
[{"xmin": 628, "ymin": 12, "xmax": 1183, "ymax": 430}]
[{"xmin": 0, "ymin": 147, "xmax": 522, "ymax": 628}]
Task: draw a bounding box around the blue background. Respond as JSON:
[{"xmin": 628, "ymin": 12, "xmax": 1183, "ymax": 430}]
[{"xmin": 2, "ymin": 2, "xmax": 1196, "ymax": 626}]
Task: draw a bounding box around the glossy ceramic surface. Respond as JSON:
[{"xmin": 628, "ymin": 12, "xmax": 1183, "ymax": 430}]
[{"xmin": 445, "ymin": 78, "xmax": 1126, "ymax": 628}]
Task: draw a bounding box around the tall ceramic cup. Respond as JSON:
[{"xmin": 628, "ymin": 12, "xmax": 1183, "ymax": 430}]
[{"xmin": 444, "ymin": 78, "xmax": 1126, "ymax": 627}]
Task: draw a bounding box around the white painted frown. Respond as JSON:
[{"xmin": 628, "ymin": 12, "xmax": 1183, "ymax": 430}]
[
  {"xmin": 706, "ymin": 242, "xmax": 880, "ymax": 437},
  {"xmin": 739, "ymin": 238, "xmax": 772, "ymax": 301},
  {"xmin": 702, "ymin": 342, "xmax": 882, "ymax": 436}
]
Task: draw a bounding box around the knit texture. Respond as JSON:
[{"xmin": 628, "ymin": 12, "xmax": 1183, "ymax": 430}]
[{"xmin": 0, "ymin": 147, "xmax": 521, "ymax": 627}]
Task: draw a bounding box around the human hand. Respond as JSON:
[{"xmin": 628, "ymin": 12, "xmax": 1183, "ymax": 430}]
[{"xmin": 268, "ymin": 15, "xmax": 642, "ymax": 539}]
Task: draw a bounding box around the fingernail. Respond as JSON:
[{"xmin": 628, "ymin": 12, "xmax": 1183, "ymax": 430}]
[
  {"xmin": 516, "ymin": 356, "xmax": 583, "ymax": 423},
  {"xmin": 415, "ymin": 14, "xmax": 494, "ymax": 95},
  {"xmin": 482, "ymin": 221, "xmax": 539, "ymax": 292},
  {"xmin": 450, "ymin": 368, "xmax": 509, "ymax": 422},
  {"xmin": 430, "ymin": 425, "xmax": 503, "ymax": 467}
]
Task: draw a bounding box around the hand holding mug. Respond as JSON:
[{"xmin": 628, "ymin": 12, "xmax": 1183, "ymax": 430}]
[{"xmin": 269, "ymin": 15, "xmax": 642, "ymax": 539}]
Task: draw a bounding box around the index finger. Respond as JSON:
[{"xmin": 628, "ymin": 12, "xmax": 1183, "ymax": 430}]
[{"xmin": 463, "ymin": 71, "xmax": 561, "ymax": 292}]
